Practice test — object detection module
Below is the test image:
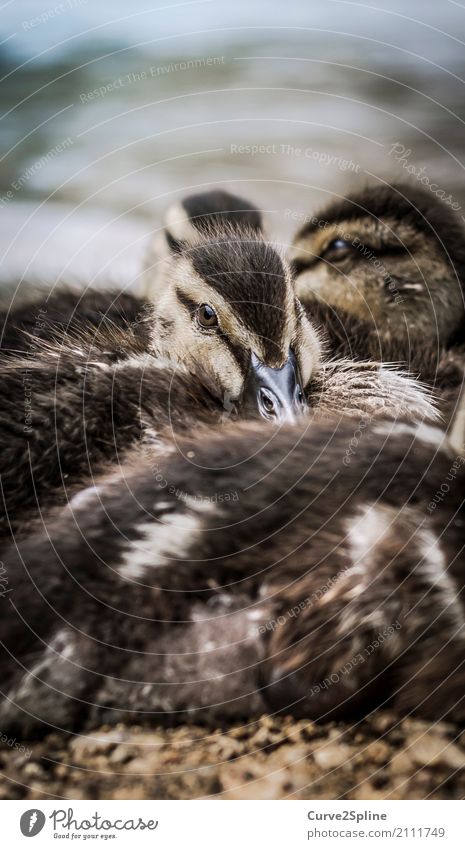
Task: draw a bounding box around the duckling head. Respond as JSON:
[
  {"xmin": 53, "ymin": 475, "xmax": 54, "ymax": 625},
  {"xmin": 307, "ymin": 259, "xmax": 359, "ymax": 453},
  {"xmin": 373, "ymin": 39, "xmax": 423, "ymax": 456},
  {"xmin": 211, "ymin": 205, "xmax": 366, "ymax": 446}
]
[
  {"xmin": 147, "ymin": 216, "xmax": 320, "ymax": 422},
  {"xmin": 290, "ymin": 183, "xmax": 465, "ymax": 348}
]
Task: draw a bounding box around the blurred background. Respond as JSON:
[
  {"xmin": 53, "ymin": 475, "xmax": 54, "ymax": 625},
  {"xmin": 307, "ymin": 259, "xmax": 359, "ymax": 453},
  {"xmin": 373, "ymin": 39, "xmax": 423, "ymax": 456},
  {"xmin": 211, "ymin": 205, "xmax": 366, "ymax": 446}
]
[{"xmin": 1, "ymin": 0, "xmax": 465, "ymax": 291}]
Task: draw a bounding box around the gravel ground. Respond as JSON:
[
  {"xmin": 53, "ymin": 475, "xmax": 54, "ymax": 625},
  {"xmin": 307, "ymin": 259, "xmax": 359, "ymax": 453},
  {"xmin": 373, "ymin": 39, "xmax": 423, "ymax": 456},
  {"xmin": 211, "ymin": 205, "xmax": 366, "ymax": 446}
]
[{"xmin": 1, "ymin": 713, "xmax": 464, "ymax": 800}]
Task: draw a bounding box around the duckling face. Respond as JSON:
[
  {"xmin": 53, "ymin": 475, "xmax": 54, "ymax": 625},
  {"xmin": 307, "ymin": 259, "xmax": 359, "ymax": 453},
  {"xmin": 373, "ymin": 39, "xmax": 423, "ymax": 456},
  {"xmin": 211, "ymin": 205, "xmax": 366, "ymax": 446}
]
[
  {"xmin": 290, "ymin": 185, "xmax": 465, "ymax": 347},
  {"xmin": 150, "ymin": 229, "xmax": 321, "ymax": 421}
]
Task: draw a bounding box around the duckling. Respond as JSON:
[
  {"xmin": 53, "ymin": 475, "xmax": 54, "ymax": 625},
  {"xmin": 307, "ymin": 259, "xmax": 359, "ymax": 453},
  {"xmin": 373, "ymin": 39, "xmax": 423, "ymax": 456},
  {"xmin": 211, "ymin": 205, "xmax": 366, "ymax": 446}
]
[
  {"xmin": 0, "ymin": 207, "xmax": 316, "ymax": 538},
  {"xmin": 1, "ymin": 393, "xmax": 463, "ymax": 734},
  {"xmin": 0, "ymin": 191, "xmax": 437, "ymax": 537},
  {"xmin": 289, "ymin": 183, "xmax": 465, "ymax": 418},
  {"xmin": 290, "ymin": 182, "xmax": 465, "ymax": 349},
  {"xmin": 2, "ymin": 199, "xmax": 316, "ymax": 423}
]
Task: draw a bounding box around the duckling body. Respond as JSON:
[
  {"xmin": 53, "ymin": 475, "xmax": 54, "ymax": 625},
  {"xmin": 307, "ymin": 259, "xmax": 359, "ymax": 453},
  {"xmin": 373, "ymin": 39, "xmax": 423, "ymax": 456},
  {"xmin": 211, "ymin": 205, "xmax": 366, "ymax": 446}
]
[
  {"xmin": 0, "ymin": 341, "xmax": 222, "ymax": 539},
  {"xmin": 1, "ymin": 407, "xmax": 463, "ymax": 735},
  {"xmin": 0, "ymin": 330, "xmax": 435, "ymax": 540},
  {"xmin": 0, "ymin": 288, "xmax": 148, "ymax": 356}
]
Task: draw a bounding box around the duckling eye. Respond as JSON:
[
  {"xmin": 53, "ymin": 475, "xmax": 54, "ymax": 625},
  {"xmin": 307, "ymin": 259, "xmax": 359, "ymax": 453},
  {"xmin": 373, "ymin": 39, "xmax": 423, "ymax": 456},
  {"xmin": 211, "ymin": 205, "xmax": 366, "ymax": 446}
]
[
  {"xmin": 321, "ymin": 238, "xmax": 353, "ymax": 262},
  {"xmin": 295, "ymin": 385, "xmax": 305, "ymax": 409},
  {"xmin": 197, "ymin": 303, "xmax": 219, "ymax": 329}
]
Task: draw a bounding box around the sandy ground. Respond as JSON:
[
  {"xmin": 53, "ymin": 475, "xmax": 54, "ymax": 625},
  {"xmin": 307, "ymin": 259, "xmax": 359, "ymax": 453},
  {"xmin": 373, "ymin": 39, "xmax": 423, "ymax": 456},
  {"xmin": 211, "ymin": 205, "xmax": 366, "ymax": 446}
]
[{"xmin": 1, "ymin": 712, "xmax": 464, "ymax": 800}]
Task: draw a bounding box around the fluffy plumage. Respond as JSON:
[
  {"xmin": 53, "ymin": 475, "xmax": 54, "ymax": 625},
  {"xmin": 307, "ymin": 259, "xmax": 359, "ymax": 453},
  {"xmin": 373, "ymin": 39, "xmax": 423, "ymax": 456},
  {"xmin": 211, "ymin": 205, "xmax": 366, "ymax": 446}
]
[
  {"xmin": 0, "ymin": 335, "xmax": 221, "ymax": 539},
  {"xmin": 0, "ymin": 288, "xmax": 148, "ymax": 355},
  {"xmin": 0, "ymin": 328, "xmax": 437, "ymax": 539},
  {"xmin": 0, "ymin": 411, "xmax": 463, "ymax": 735}
]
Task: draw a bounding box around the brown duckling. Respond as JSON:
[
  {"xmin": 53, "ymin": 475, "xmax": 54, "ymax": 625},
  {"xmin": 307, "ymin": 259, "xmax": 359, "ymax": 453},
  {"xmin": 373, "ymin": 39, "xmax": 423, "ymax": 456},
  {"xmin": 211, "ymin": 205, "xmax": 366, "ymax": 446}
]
[
  {"xmin": 1, "ymin": 192, "xmax": 316, "ymax": 423},
  {"xmin": 0, "ymin": 214, "xmax": 312, "ymax": 539},
  {"xmin": 0, "ymin": 392, "xmax": 463, "ymax": 735},
  {"xmin": 289, "ymin": 182, "xmax": 465, "ymax": 420}
]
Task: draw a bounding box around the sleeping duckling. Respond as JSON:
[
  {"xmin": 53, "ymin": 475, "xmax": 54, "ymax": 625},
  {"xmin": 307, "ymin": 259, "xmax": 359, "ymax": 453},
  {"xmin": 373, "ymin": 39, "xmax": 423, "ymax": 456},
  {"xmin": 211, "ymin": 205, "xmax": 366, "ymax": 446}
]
[
  {"xmin": 1, "ymin": 392, "xmax": 463, "ymax": 734},
  {"xmin": 289, "ymin": 183, "xmax": 465, "ymax": 418},
  {"xmin": 290, "ymin": 182, "xmax": 465, "ymax": 349}
]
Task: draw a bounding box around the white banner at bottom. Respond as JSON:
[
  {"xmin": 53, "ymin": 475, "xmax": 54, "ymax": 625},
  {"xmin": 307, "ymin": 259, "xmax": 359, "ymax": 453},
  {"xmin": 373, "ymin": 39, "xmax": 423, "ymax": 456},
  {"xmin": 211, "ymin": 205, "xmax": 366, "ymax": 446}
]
[{"xmin": 1, "ymin": 800, "xmax": 462, "ymax": 848}]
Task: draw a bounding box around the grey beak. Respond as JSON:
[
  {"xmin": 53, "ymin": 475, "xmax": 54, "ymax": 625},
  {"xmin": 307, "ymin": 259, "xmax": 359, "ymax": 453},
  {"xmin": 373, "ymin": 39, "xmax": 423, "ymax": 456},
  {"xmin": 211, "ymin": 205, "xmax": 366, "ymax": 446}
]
[{"xmin": 241, "ymin": 350, "xmax": 307, "ymax": 423}]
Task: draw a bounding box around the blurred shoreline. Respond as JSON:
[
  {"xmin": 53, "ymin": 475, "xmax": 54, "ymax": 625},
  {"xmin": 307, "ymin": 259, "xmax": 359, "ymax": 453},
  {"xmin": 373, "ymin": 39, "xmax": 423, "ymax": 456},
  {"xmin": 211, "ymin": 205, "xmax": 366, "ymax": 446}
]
[{"xmin": 1, "ymin": 0, "xmax": 465, "ymax": 288}]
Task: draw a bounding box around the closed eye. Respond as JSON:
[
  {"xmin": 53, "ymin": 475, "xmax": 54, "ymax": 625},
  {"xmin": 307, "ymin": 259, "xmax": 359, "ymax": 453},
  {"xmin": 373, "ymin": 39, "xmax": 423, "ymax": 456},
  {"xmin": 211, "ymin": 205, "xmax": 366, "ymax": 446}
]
[
  {"xmin": 320, "ymin": 238, "xmax": 354, "ymax": 262},
  {"xmin": 321, "ymin": 236, "xmax": 409, "ymax": 263},
  {"xmin": 290, "ymin": 241, "xmax": 353, "ymax": 275},
  {"xmin": 290, "ymin": 235, "xmax": 408, "ymax": 277}
]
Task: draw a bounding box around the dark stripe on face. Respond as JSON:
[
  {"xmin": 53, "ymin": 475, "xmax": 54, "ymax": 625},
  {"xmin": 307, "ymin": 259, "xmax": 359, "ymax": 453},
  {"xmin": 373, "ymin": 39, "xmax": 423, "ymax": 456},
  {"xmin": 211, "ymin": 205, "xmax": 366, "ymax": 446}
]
[
  {"xmin": 189, "ymin": 237, "xmax": 289, "ymax": 364},
  {"xmin": 219, "ymin": 333, "xmax": 248, "ymax": 373},
  {"xmin": 175, "ymin": 288, "xmax": 198, "ymax": 316}
]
